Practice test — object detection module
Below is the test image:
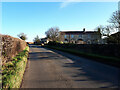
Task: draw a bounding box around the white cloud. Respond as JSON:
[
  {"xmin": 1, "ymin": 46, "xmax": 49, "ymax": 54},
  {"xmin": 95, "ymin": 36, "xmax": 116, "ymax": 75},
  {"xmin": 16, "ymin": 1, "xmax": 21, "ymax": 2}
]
[
  {"xmin": 59, "ymin": 0, "xmax": 119, "ymax": 8},
  {"xmin": 60, "ymin": 2, "xmax": 71, "ymax": 8},
  {"xmin": 60, "ymin": 0, "xmax": 82, "ymax": 8}
]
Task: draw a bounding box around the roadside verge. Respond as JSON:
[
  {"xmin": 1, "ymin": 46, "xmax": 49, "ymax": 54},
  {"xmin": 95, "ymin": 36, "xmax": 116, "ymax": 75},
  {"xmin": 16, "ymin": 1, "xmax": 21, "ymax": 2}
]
[{"xmin": 2, "ymin": 46, "xmax": 29, "ymax": 88}]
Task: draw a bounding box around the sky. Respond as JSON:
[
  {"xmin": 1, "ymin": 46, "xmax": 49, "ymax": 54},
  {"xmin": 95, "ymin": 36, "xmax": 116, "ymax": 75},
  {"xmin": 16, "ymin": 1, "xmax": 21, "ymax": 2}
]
[{"xmin": 1, "ymin": 2, "xmax": 118, "ymax": 42}]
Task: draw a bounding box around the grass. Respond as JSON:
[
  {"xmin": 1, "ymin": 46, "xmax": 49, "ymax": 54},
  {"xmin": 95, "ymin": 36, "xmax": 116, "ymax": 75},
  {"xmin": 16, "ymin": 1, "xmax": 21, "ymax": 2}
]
[
  {"xmin": 2, "ymin": 46, "xmax": 29, "ymax": 88},
  {"xmin": 44, "ymin": 45, "xmax": 120, "ymax": 68}
]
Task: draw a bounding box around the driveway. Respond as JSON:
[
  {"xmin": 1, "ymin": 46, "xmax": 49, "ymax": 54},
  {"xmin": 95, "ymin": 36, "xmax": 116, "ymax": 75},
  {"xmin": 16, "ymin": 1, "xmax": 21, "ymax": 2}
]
[{"xmin": 21, "ymin": 45, "xmax": 120, "ymax": 88}]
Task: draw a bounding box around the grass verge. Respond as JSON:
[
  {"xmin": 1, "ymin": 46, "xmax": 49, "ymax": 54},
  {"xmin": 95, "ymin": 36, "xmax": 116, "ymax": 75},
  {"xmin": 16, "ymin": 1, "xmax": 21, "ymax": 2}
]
[
  {"xmin": 2, "ymin": 46, "xmax": 29, "ymax": 88},
  {"xmin": 44, "ymin": 45, "xmax": 120, "ymax": 68}
]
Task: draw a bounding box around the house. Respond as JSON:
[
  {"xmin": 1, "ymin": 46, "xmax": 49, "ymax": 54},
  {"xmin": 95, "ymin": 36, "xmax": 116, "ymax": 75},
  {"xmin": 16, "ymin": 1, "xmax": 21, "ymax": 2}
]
[
  {"xmin": 59, "ymin": 29, "xmax": 101, "ymax": 44},
  {"xmin": 41, "ymin": 37, "xmax": 50, "ymax": 44}
]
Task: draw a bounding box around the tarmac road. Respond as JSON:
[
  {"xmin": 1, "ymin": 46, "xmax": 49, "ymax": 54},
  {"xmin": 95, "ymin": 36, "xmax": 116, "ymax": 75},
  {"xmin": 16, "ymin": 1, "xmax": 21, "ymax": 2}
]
[{"xmin": 21, "ymin": 45, "xmax": 120, "ymax": 88}]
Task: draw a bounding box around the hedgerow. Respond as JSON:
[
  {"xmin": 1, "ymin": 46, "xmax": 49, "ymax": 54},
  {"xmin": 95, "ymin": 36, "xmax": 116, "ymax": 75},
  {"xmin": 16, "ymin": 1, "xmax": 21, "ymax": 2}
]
[
  {"xmin": 0, "ymin": 34, "xmax": 28, "ymax": 88},
  {"xmin": 2, "ymin": 46, "xmax": 29, "ymax": 88},
  {"xmin": 1, "ymin": 34, "xmax": 27, "ymax": 65}
]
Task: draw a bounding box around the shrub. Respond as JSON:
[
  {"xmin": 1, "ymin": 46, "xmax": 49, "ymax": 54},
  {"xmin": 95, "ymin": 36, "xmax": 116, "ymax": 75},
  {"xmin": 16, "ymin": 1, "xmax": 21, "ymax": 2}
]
[{"xmin": 1, "ymin": 34, "xmax": 27, "ymax": 64}]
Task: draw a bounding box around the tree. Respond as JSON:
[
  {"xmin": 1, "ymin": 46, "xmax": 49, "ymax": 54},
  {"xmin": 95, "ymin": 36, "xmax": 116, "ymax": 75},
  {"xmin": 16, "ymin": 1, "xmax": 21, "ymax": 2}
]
[
  {"xmin": 45, "ymin": 27, "xmax": 60, "ymax": 41},
  {"xmin": 103, "ymin": 25, "xmax": 113, "ymax": 37},
  {"xmin": 33, "ymin": 35, "xmax": 41, "ymax": 45},
  {"xmin": 108, "ymin": 10, "xmax": 120, "ymax": 32},
  {"xmin": 107, "ymin": 32, "xmax": 120, "ymax": 44},
  {"xmin": 95, "ymin": 25, "xmax": 113, "ymax": 37},
  {"xmin": 17, "ymin": 33, "xmax": 27, "ymax": 40}
]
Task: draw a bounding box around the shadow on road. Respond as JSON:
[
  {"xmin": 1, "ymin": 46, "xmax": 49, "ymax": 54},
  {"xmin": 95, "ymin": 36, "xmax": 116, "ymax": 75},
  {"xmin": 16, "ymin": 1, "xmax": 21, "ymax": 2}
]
[
  {"xmin": 29, "ymin": 52, "xmax": 66, "ymax": 60},
  {"xmin": 29, "ymin": 45, "xmax": 120, "ymax": 88}
]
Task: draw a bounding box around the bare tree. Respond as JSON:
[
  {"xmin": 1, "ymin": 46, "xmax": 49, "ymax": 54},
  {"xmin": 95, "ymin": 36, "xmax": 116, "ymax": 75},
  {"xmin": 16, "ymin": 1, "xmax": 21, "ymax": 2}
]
[
  {"xmin": 103, "ymin": 25, "xmax": 112, "ymax": 36},
  {"xmin": 45, "ymin": 27, "xmax": 60, "ymax": 41},
  {"xmin": 17, "ymin": 33, "xmax": 27, "ymax": 40},
  {"xmin": 95, "ymin": 25, "xmax": 114, "ymax": 37},
  {"xmin": 108, "ymin": 10, "xmax": 120, "ymax": 32}
]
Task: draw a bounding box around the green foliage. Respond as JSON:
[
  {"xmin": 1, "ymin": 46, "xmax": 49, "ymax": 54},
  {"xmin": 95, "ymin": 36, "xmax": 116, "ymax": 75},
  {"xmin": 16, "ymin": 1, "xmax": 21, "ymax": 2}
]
[
  {"xmin": 33, "ymin": 35, "xmax": 41, "ymax": 45},
  {"xmin": 2, "ymin": 46, "xmax": 29, "ymax": 88}
]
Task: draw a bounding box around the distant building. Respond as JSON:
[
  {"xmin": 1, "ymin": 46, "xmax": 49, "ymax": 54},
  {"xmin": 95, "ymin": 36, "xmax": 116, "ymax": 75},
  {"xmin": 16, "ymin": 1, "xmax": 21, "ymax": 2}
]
[
  {"xmin": 41, "ymin": 37, "xmax": 50, "ymax": 44},
  {"xmin": 59, "ymin": 29, "xmax": 102, "ymax": 44}
]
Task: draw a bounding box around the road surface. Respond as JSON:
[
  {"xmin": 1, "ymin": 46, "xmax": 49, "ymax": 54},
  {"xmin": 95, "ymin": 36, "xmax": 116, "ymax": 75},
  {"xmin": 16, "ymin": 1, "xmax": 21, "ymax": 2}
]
[{"xmin": 21, "ymin": 45, "xmax": 120, "ymax": 88}]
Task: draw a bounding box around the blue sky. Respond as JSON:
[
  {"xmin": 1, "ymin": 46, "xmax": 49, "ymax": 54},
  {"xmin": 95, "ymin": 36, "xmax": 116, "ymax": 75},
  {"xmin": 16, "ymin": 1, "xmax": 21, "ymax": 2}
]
[{"xmin": 1, "ymin": 2, "xmax": 118, "ymax": 42}]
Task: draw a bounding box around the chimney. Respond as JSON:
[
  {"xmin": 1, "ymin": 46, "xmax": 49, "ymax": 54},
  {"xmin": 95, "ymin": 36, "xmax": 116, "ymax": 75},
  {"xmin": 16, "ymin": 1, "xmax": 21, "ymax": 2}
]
[{"xmin": 83, "ymin": 28, "xmax": 85, "ymax": 32}]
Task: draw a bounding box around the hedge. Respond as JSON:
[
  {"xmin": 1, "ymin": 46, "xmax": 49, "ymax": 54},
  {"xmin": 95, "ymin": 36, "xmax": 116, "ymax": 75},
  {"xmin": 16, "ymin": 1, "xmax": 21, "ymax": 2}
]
[
  {"xmin": 47, "ymin": 41, "xmax": 120, "ymax": 58},
  {"xmin": 2, "ymin": 46, "xmax": 29, "ymax": 88},
  {"xmin": 44, "ymin": 45, "xmax": 120, "ymax": 68},
  {"xmin": 1, "ymin": 34, "xmax": 27, "ymax": 65}
]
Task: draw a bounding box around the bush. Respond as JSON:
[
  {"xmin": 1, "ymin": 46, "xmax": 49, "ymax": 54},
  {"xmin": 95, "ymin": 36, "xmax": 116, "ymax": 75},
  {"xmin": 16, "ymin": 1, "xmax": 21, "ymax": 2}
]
[{"xmin": 1, "ymin": 34, "xmax": 27, "ymax": 64}]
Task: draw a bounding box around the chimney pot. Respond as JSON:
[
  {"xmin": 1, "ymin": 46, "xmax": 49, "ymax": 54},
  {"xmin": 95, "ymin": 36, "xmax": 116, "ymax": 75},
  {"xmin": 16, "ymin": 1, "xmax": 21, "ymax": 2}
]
[{"xmin": 83, "ymin": 28, "xmax": 85, "ymax": 32}]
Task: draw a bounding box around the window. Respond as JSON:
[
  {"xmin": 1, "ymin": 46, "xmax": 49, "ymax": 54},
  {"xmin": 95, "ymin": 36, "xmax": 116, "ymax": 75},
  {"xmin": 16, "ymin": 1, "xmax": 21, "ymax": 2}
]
[
  {"xmin": 88, "ymin": 34, "xmax": 91, "ymax": 38},
  {"xmin": 79, "ymin": 35, "xmax": 82, "ymax": 38},
  {"xmin": 71, "ymin": 35, "xmax": 74, "ymax": 38},
  {"xmin": 64, "ymin": 35, "xmax": 67, "ymax": 38}
]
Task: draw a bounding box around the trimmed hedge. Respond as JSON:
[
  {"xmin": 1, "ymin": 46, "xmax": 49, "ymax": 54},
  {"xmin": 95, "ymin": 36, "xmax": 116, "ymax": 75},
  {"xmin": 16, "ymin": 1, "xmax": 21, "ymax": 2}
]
[
  {"xmin": 47, "ymin": 41, "xmax": 120, "ymax": 58},
  {"xmin": 2, "ymin": 46, "xmax": 29, "ymax": 88},
  {"xmin": 44, "ymin": 45, "xmax": 120, "ymax": 68},
  {"xmin": 1, "ymin": 34, "xmax": 27, "ymax": 65}
]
